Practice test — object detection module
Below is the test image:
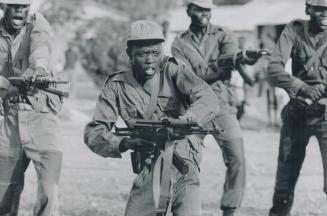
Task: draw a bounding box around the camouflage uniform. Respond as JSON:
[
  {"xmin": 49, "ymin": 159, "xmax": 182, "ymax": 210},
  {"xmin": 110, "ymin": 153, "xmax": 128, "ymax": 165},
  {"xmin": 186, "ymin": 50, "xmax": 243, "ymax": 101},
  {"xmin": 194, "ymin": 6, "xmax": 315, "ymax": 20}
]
[
  {"xmin": 268, "ymin": 18, "xmax": 327, "ymax": 216},
  {"xmin": 0, "ymin": 13, "xmax": 62, "ymax": 216},
  {"xmin": 172, "ymin": 22, "xmax": 245, "ymax": 210},
  {"xmin": 84, "ymin": 57, "xmax": 219, "ymax": 216}
]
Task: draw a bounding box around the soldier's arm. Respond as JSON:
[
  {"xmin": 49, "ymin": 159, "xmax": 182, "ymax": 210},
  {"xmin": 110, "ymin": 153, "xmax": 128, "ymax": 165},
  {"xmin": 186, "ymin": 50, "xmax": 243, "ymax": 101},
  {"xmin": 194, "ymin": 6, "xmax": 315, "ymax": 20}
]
[
  {"xmin": 28, "ymin": 13, "xmax": 52, "ymax": 74},
  {"xmin": 84, "ymin": 81, "xmax": 125, "ymax": 158},
  {"xmin": 171, "ymin": 39, "xmax": 194, "ymax": 70},
  {"xmin": 267, "ymin": 21, "xmax": 306, "ymax": 97},
  {"xmin": 172, "ymin": 64, "xmax": 220, "ymax": 126}
]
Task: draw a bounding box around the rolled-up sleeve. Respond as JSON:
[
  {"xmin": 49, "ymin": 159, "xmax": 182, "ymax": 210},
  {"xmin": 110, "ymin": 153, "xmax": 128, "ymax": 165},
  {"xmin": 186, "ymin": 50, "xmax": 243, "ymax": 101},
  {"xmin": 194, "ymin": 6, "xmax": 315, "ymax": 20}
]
[
  {"xmin": 172, "ymin": 64, "xmax": 220, "ymax": 126},
  {"xmin": 84, "ymin": 82, "xmax": 125, "ymax": 158},
  {"xmin": 267, "ymin": 22, "xmax": 306, "ymax": 97}
]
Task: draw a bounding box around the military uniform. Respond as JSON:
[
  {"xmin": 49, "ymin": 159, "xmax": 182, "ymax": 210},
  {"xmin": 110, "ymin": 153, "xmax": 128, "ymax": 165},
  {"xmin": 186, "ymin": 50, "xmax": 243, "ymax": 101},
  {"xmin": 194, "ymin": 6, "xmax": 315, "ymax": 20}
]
[
  {"xmin": 268, "ymin": 19, "xmax": 327, "ymax": 215},
  {"xmin": 171, "ymin": 22, "xmax": 245, "ymax": 210},
  {"xmin": 84, "ymin": 57, "xmax": 219, "ymax": 216},
  {"xmin": 0, "ymin": 13, "xmax": 62, "ymax": 216}
]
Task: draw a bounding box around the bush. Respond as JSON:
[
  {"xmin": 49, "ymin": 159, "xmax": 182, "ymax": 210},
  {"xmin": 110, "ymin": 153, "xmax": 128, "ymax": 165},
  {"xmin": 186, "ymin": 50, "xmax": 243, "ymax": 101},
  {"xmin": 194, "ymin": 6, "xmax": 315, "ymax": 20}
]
[{"xmin": 77, "ymin": 18, "xmax": 129, "ymax": 87}]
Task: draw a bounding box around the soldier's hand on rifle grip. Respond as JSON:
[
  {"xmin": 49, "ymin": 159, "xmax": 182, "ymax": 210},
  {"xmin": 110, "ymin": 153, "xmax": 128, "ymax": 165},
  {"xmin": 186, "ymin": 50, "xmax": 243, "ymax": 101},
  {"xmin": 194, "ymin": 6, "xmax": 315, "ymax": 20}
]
[
  {"xmin": 298, "ymin": 84, "xmax": 325, "ymax": 102},
  {"xmin": 119, "ymin": 137, "xmax": 156, "ymax": 153}
]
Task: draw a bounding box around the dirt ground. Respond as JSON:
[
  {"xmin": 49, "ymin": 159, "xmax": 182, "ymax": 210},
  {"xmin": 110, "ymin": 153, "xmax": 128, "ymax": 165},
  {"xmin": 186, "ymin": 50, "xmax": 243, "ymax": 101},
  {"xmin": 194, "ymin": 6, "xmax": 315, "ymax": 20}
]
[{"xmin": 16, "ymin": 87, "xmax": 327, "ymax": 216}]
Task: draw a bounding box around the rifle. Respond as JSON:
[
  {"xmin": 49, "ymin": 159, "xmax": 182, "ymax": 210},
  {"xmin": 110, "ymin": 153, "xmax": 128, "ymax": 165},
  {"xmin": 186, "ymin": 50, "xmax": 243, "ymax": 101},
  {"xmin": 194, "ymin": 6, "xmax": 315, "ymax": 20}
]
[
  {"xmin": 114, "ymin": 118, "xmax": 223, "ymax": 215},
  {"xmin": 217, "ymin": 49, "xmax": 271, "ymax": 86},
  {"xmin": 8, "ymin": 76, "xmax": 70, "ymax": 98}
]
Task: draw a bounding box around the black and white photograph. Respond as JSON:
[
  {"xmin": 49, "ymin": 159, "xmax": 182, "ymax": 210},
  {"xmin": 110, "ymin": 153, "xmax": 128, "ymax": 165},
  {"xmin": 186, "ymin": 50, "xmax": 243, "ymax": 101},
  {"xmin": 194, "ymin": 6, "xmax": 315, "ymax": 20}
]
[{"xmin": 0, "ymin": 0, "xmax": 327, "ymax": 215}]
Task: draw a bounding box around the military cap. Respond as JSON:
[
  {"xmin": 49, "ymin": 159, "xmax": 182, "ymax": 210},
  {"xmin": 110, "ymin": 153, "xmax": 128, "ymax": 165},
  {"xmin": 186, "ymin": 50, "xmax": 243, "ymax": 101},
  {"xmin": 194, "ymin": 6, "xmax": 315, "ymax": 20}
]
[
  {"xmin": 1, "ymin": 0, "xmax": 32, "ymax": 4},
  {"xmin": 126, "ymin": 20, "xmax": 165, "ymax": 43},
  {"xmin": 187, "ymin": 0, "xmax": 217, "ymax": 9},
  {"xmin": 306, "ymin": 0, "xmax": 327, "ymax": 7}
]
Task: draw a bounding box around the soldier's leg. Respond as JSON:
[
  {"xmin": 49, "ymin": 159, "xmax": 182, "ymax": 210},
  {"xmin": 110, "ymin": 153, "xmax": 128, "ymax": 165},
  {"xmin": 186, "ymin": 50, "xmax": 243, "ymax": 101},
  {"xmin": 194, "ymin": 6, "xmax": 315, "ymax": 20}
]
[
  {"xmin": 21, "ymin": 112, "xmax": 62, "ymax": 216},
  {"xmin": 211, "ymin": 113, "xmax": 245, "ymax": 210},
  {"xmin": 124, "ymin": 167, "xmax": 157, "ymax": 216},
  {"xmin": 0, "ymin": 114, "xmax": 29, "ymax": 216},
  {"xmin": 0, "ymin": 154, "xmax": 30, "ymax": 216},
  {"xmin": 314, "ymin": 120, "xmax": 327, "ymax": 195},
  {"xmin": 269, "ymin": 123, "xmax": 310, "ymax": 216},
  {"xmin": 170, "ymin": 162, "xmax": 201, "ymax": 216}
]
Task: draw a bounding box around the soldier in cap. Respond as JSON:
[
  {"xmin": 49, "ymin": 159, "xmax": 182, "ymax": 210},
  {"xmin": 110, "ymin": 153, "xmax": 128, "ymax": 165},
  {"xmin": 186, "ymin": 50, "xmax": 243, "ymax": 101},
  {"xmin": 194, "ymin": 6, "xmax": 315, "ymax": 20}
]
[
  {"xmin": 84, "ymin": 20, "xmax": 220, "ymax": 216},
  {"xmin": 0, "ymin": 0, "xmax": 63, "ymax": 215},
  {"xmin": 267, "ymin": 0, "xmax": 327, "ymax": 215},
  {"xmin": 171, "ymin": 1, "xmax": 260, "ymax": 215}
]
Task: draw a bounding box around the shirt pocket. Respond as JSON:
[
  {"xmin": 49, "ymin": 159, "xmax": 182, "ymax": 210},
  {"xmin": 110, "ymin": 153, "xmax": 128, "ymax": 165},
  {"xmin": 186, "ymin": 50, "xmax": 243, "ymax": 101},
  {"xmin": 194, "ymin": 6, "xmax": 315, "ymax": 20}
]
[{"xmin": 157, "ymin": 96, "xmax": 179, "ymax": 118}]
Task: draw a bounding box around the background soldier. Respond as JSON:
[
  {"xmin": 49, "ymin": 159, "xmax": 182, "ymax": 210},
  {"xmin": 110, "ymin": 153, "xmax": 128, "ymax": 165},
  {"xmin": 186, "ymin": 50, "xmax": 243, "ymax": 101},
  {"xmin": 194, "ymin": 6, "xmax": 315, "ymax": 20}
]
[
  {"xmin": 267, "ymin": 0, "xmax": 327, "ymax": 215},
  {"xmin": 0, "ymin": 0, "xmax": 63, "ymax": 215},
  {"xmin": 84, "ymin": 20, "xmax": 220, "ymax": 216},
  {"xmin": 171, "ymin": 0, "xmax": 259, "ymax": 215}
]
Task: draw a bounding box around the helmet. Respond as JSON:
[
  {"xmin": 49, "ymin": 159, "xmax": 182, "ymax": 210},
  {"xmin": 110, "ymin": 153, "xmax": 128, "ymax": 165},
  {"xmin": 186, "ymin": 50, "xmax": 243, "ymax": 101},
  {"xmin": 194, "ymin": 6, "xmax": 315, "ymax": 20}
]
[
  {"xmin": 188, "ymin": 0, "xmax": 216, "ymax": 9},
  {"xmin": 306, "ymin": 0, "xmax": 327, "ymax": 7},
  {"xmin": 126, "ymin": 20, "xmax": 165, "ymax": 43}
]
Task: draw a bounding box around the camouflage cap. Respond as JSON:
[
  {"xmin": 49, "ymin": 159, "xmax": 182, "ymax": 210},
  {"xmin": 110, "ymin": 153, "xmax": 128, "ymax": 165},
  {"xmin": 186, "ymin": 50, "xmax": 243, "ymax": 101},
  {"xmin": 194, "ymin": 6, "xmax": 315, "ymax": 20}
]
[
  {"xmin": 188, "ymin": 0, "xmax": 217, "ymax": 9},
  {"xmin": 126, "ymin": 20, "xmax": 165, "ymax": 43},
  {"xmin": 306, "ymin": 0, "xmax": 327, "ymax": 7},
  {"xmin": 1, "ymin": 0, "xmax": 32, "ymax": 5}
]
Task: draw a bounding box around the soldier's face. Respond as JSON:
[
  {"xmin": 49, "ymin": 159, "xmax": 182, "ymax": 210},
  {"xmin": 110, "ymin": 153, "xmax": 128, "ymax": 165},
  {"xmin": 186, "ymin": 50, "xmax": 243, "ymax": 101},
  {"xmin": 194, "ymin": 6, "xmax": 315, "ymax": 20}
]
[
  {"xmin": 129, "ymin": 41, "xmax": 163, "ymax": 80},
  {"xmin": 4, "ymin": 4, "xmax": 30, "ymax": 32},
  {"xmin": 308, "ymin": 6, "xmax": 327, "ymax": 30},
  {"xmin": 187, "ymin": 4, "xmax": 211, "ymax": 27}
]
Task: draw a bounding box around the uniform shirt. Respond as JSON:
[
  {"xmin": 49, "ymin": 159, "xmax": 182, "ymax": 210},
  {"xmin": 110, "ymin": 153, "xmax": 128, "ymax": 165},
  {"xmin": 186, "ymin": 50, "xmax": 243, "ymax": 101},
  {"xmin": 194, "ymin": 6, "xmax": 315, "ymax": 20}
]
[
  {"xmin": 171, "ymin": 23, "xmax": 237, "ymax": 79},
  {"xmin": 268, "ymin": 19, "xmax": 327, "ymax": 97},
  {"xmin": 0, "ymin": 13, "xmax": 58, "ymax": 113},
  {"xmin": 84, "ymin": 57, "xmax": 220, "ymax": 158},
  {"xmin": 0, "ymin": 13, "xmax": 52, "ymax": 79}
]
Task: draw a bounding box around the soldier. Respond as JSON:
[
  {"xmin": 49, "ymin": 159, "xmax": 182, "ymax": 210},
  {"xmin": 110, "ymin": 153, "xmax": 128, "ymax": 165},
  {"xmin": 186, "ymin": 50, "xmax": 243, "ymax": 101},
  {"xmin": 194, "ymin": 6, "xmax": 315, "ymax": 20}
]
[
  {"xmin": 0, "ymin": 0, "xmax": 63, "ymax": 215},
  {"xmin": 84, "ymin": 20, "xmax": 220, "ymax": 216},
  {"xmin": 171, "ymin": 0, "xmax": 259, "ymax": 215},
  {"xmin": 267, "ymin": 0, "xmax": 327, "ymax": 215}
]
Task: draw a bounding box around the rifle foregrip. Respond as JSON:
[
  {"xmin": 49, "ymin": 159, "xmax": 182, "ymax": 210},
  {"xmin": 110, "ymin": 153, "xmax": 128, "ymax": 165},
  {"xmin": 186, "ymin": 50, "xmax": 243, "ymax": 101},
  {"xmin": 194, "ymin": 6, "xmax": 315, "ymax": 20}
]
[{"xmin": 173, "ymin": 152, "xmax": 189, "ymax": 175}]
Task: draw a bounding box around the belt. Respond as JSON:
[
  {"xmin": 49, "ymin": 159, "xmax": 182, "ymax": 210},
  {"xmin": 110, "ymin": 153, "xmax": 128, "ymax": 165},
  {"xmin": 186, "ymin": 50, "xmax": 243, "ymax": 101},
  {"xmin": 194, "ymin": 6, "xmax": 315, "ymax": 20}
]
[
  {"xmin": 9, "ymin": 103, "xmax": 34, "ymax": 111},
  {"xmin": 6, "ymin": 95, "xmax": 28, "ymax": 104}
]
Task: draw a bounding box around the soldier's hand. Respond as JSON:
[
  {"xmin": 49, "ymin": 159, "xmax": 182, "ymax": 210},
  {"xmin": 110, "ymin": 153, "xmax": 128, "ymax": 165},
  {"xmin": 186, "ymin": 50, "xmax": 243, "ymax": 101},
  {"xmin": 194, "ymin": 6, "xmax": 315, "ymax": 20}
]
[
  {"xmin": 299, "ymin": 84, "xmax": 325, "ymax": 102},
  {"xmin": 119, "ymin": 137, "xmax": 156, "ymax": 153},
  {"xmin": 238, "ymin": 50, "xmax": 258, "ymax": 65},
  {"xmin": 32, "ymin": 67, "xmax": 49, "ymax": 81}
]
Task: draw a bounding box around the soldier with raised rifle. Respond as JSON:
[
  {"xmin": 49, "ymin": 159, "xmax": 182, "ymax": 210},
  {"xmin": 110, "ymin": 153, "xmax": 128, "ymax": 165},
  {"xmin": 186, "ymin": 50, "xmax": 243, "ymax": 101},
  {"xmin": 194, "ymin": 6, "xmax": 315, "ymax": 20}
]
[
  {"xmin": 171, "ymin": 0, "xmax": 267, "ymax": 215},
  {"xmin": 0, "ymin": 0, "xmax": 67, "ymax": 215},
  {"xmin": 267, "ymin": 0, "xmax": 327, "ymax": 215},
  {"xmin": 84, "ymin": 20, "xmax": 221, "ymax": 216}
]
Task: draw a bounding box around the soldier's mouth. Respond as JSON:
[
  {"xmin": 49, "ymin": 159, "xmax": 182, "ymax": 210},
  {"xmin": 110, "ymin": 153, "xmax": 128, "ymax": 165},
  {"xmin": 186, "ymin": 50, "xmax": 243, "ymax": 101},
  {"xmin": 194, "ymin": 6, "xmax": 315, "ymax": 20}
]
[
  {"xmin": 145, "ymin": 67, "xmax": 156, "ymax": 75},
  {"xmin": 12, "ymin": 16, "xmax": 24, "ymax": 26}
]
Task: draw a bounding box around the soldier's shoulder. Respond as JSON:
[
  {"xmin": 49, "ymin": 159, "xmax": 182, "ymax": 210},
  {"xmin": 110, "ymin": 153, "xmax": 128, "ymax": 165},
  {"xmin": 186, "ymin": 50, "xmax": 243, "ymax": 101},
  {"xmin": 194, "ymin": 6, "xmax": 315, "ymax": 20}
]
[
  {"xmin": 286, "ymin": 19, "xmax": 306, "ymax": 33},
  {"xmin": 29, "ymin": 13, "xmax": 53, "ymax": 34},
  {"xmin": 210, "ymin": 23, "xmax": 231, "ymax": 34},
  {"xmin": 105, "ymin": 70, "xmax": 126, "ymax": 83}
]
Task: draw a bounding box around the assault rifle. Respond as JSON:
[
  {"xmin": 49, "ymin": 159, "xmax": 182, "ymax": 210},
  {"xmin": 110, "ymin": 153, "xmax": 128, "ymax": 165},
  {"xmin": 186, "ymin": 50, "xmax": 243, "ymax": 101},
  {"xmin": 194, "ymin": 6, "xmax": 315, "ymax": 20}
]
[
  {"xmin": 114, "ymin": 118, "xmax": 224, "ymax": 215},
  {"xmin": 217, "ymin": 49, "xmax": 271, "ymax": 86},
  {"xmin": 114, "ymin": 118, "xmax": 224, "ymax": 174},
  {"xmin": 8, "ymin": 76, "xmax": 70, "ymax": 98}
]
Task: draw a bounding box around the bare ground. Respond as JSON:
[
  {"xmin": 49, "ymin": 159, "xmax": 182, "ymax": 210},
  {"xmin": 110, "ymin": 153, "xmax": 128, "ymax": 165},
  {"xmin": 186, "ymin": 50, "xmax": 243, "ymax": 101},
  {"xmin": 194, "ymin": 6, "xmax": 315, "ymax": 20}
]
[{"xmin": 15, "ymin": 93, "xmax": 327, "ymax": 216}]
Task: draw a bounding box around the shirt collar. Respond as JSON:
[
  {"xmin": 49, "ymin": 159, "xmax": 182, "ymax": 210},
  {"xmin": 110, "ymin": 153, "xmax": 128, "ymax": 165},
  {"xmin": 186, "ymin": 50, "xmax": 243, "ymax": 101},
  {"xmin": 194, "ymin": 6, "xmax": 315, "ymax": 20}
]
[{"xmin": 186, "ymin": 23, "xmax": 216, "ymax": 40}]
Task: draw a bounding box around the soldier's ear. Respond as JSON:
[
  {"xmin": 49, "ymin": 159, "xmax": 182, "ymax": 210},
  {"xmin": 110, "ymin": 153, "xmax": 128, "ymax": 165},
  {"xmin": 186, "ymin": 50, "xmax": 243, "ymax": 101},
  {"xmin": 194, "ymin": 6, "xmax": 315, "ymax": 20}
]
[
  {"xmin": 126, "ymin": 47, "xmax": 132, "ymax": 59},
  {"xmin": 305, "ymin": 5, "xmax": 311, "ymax": 15}
]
